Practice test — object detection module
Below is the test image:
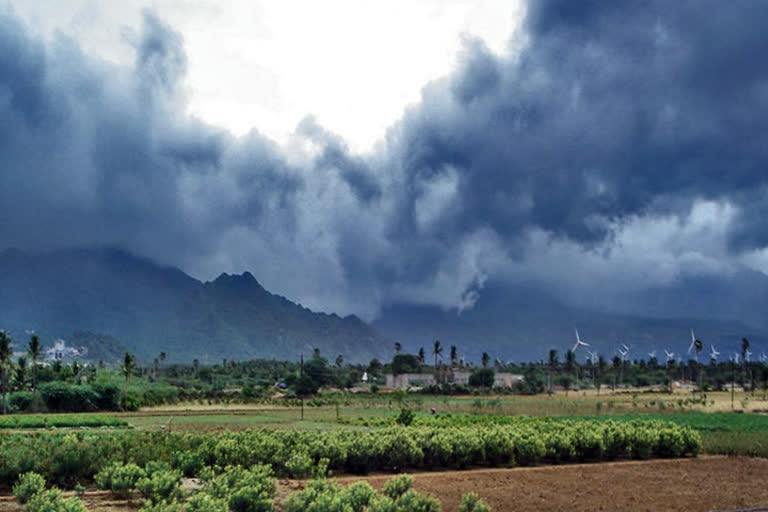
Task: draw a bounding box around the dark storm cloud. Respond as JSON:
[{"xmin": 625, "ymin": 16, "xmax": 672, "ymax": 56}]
[
  {"xmin": 3, "ymin": 1, "xmax": 768, "ymax": 317},
  {"xmin": 384, "ymin": 0, "xmax": 768, "ymax": 254}
]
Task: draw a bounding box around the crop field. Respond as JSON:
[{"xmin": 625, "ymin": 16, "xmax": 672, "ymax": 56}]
[
  {"xmin": 0, "ymin": 414, "xmax": 127, "ymax": 430},
  {"xmin": 2, "ymin": 390, "xmax": 767, "ymax": 511}
]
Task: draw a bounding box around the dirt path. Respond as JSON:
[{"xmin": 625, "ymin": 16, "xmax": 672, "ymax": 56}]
[{"xmin": 329, "ymin": 456, "xmax": 768, "ymax": 512}]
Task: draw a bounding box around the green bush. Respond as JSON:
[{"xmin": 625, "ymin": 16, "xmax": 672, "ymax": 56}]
[
  {"xmin": 13, "ymin": 471, "xmax": 46, "ymax": 504},
  {"xmin": 459, "ymin": 492, "xmax": 491, "ymax": 512},
  {"xmin": 24, "ymin": 489, "xmax": 87, "ymax": 512},
  {"xmin": 8, "ymin": 391, "xmax": 33, "ymax": 413},
  {"xmin": 186, "ymin": 493, "xmax": 229, "ymax": 512},
  {"xmin": 172, "ymin": 450, "xmax": 204, "ymax": 477},
  {"xmin": 228, "ymin": 486, "xmax": 274, "ymax": 512},
  {"xmin": 396, "ymin": 408, "xmax": 414, "ymax": 426},
  {"xmin": 39, "ymin": 382, "xmax": 99, "ymax": 412},
  {"xmin": 382, "ymin": 474, "xmax": 413, "ymax": 499},
  {"xmin": 140, "ymin": 500, "xmax": 183, "ymax": 512},
  {"xmin": 285, "ymin": 452, "xmax": 313, "ymax": 479},
  {"xmin": 94, "ymin": 462, "xmax": 146, "ymax": 498},
  {"xmin": 137, "ymin": 469, "xmax": 183, "ymax": 504}
]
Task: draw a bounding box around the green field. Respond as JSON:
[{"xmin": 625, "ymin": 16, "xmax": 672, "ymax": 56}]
[{"xmin": 0, "ymin": 414, "xmax": 127, "ymax": 429}]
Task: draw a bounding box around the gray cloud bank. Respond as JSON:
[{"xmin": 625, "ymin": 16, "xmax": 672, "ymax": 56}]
[{"xmin": 3, "ymin": 0, "xmax": 768, "ymax": 320}]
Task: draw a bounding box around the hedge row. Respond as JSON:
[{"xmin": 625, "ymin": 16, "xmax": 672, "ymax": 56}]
[{"xmin": 0, "ymin": 419, "xmax": 701, "ymax": 488}]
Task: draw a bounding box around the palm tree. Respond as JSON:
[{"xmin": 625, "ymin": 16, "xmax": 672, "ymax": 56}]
[
  {"xmin": 335, "ymin": 355, "xmax": 344, "ymax": 368},
  {"xmin": 15, "ymin": 356, "xmax": 27, "ymax": 391},
  {"xmin": 548, "ymin": 349, "xmax": 558, "ymax": 395},
  {"xmin": 394, "ymin": 342, "xmax": 402, "ymax": 355},
  {"xmin": 159, "ymin": 351, "xmax": 166, "ymax": 366},
  {"xmin": 122, "ymin": 352, "xmax": 136, "ymax": 411},
  {"xmin": 694, "ymin": 339, "xmax": 703, "ymax": 390},
  {"xmin": 0, "ymin": 331, "xmax": 12, "ymax": 414},
  {"xmin": 28, "ymin": 334, "xmax": 41, "ymax": 412},
  {"xmin": 432, "ymin": 340, "xmax": 443, "ymax": 368},
  {"xmin": 450, "ymin": 345, "xmax": 458, "ymax": 367},
  {"xmin": 417, "ymin": 347, "xmax": 425, "ymax": 365},
  {"xmin": 481, "ymin": 352, "xmax": 490, "ymax": 368}
]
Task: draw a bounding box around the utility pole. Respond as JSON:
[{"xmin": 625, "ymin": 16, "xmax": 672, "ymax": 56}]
[{"xmin": 300, "ymin": 353, "xmax": 304, "ymax": 421}]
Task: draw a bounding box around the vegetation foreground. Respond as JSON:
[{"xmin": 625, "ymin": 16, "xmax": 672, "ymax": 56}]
[{"xmin": 1, "ymin": 416, "xmax": 700, "ymax": 512}]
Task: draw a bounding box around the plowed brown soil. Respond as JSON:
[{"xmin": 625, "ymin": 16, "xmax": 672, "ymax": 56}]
[
  {"xmin": 334, "ymin": 456, "xmax": 768, "ymax": 512},
  {"xmin": 2, "ymin": 457, "xmax": 766, "ymax": 511}
]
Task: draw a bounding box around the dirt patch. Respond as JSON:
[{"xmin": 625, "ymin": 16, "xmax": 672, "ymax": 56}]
[
  {"xmin": 330, "ymin": 456, "xmax": 768, "ymax": 512},
  {"xmin": 2, "ymin": 457, "xmax": 765, "ymax": 511}
]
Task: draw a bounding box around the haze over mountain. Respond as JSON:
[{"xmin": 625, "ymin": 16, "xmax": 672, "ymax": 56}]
[
  {"xmin": 375, "ymin": 282, "xmax": 768, "ymax": 363},
  {"xmin": 0, "ymin": 248, "xmax": 388, "ymax": 363},
  {"xmin": 1, "ymin": 247, "xmax": 766, "ymax": 364}
]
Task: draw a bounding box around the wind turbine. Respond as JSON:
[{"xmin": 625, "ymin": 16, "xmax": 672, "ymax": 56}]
[
  {"xmin": 572, "ymin": 328, "xmax": 591, "ymax": 352},
  {"xmin": 618, "ymin": 344, "xmax": 629, "ymax": 362},
  {"xmin": 688, "ymin": 328, "xmax": 703, "ymax": 362},
  {"xmin": 710, "ymin": 344, "xmax": 720, "ymax": 362},
  {"xmin": 745, "ymin": 349, "xmax": 752, "ymax": 362},
  {"xmin": 664, "ymin": 348, "xmax": 675, "ymax": 363},
  {"xmin": 648, "ymin": 350, "xmax": 657, "ymax": 360}
]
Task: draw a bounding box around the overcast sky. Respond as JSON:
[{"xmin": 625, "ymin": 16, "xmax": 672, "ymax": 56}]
[{"xmin": 3, "ymin": 0, "xmax": 768, "ymax": 320}]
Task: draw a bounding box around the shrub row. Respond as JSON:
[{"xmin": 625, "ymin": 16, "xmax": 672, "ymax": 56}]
[
  {"xmin": 14, "ymin": 467, "xmax": 490, "ymax": 512},
  {"xmin": 0, "ymin": 419, "xmax": 701, "ymax": 488}
]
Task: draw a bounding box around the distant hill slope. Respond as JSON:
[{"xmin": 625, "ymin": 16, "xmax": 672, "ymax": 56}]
[
  {"xmin": 0, "ymin": 248, "xmax": 388, "ymax": 363},
  {"xmin": 373, "ymin": 283, "xmax": 768, "ymax": 363}
]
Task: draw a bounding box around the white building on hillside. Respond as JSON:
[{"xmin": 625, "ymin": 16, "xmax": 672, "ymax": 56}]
[{"xmin": 45, "ymin": 339, "xmax": 82, "ymax": 361}]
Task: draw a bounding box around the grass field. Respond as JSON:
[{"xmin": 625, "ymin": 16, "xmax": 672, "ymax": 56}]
[
  {"xmin": 3, "ymin": 390, "xmax": 767, "ymax": 456},
  {"xmin": 0, "ymin": 414, "xmax": 127, "ymax": 429}
]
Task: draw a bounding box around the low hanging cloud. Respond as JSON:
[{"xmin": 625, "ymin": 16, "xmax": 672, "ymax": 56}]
[{"xmin": 2, "ymin": 0, "xmax": 768, "ymax": 319}]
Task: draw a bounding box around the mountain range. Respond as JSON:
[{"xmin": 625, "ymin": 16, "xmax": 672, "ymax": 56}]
[
  {"xmin": 1, "ymin": 247, "xmax": 767, "ymax": 363},
  {"xmin": 0, "ymin": 248, "xmax": 388, "ymax": 363}
]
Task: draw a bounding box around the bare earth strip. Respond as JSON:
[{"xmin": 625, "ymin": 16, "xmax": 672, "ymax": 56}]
[
  {"xmin": 2, "ymin": 457, "xmax": 767, "ymax": 511},
  {"xmin": 331, "ymin": 456, "xmax": 768, "ymax": 512}
]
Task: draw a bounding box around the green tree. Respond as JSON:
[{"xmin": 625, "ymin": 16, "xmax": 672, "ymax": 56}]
[
  {"xmin": 450, "ymin": 345, "xmax": 458, "ymax": 366},
  {"xmin": 469, "ymin": 367, "xmax": 494, "ymax": 388},
  {"xmin": 28, "ymin": 334, "xmax": 40, "ymax": 412},
  {"xmin": 417, "ymin": 347, "xmax": 425, "ymax": 365},
  {"xmin": 481, "ymin": 352, "xmax": 490, "ymax": 368},
  {"xmin": 432, "ymin": 340, "xmax": 443, "ymax": 368},
  {"xmin": 0, "ymin": 331, "xmax": 12, "ymax": 414},
  {"xmin": 122, "ymin": 352, "xmax": 136, "ymax": 411},
  {"xmin": 368, "ymin": 358, "xmax": 382, "ymax": 377},
  {"xmin": 392, "ymin": 354, "xmax": 421, "ymax": 375},
  {"xmin": 335, "ymin": 355, "xmax": 344, "ymax": 368},
  {"xmin": 694, "ymin": 339, "xmax": 704, "ymax": 390},
  {"xmin": 15, "ymin": 356, "xmax": 27, "ymax": 391}
]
